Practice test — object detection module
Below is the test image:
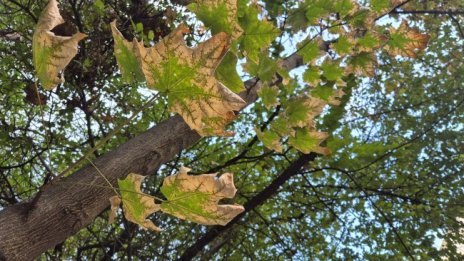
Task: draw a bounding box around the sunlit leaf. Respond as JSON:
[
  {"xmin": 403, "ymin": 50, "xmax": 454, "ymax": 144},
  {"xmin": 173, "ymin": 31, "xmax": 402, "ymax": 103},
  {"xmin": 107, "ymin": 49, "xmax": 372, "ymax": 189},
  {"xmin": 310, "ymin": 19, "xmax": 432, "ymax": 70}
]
[
  {"xmin": 384, "ymin": 21, "xmax": 430, "ymax": 58},
  {"xmin": 215, "ymin": 52, "xmax": 244, "ymax": 93},
  {"xmin": 256, "ymin": 128, "xmax": 283, "ymax": 152},
  {"xmin": 297, "ymin": 39, "xmax": 325, "ymax": 64},
  {"xmin": 288, "ymin": 128, "xmax": 331, "ymax": 155},
  {"xmin": 303, "ymin": 66, "xmax": 321, "ymax": 87},
  {"xmin": 237, "ymin": 1, "xmax": 278, "ymax": 61},
  {"xmin": 114, "ymin": 173, "xmax": 161, "ymax": 232},
  {"xmin": 244, "ymin": 53, "xmax": 279, "ymax": 82},
  {"xmin": 160, "ymin": 167, "xmax": 244, "ymax": 225},
  {"xmin": 285, "ymin": 96, "xmax": 326, "ymax": 128},
  {"xmin": 110, "ymin": 21, "xmax": 145, "ymax": 83},
  {"xmin": 33, "ymin": 0, "xmax": 87, "ymax": 89},
  {"xmin": 188, "ymin": 0, "xmax": 243, "ymax": 40},
  {"xmin": 258, "ymin": 85, "xmax": 280, "ymax": 109},
  {"xmin": 114, "ymin": 24, "xmax": 247, "ymax": 136},
  {"xmin": 321, "ymin": 60, "xmax": 344, "ymax": 81}
]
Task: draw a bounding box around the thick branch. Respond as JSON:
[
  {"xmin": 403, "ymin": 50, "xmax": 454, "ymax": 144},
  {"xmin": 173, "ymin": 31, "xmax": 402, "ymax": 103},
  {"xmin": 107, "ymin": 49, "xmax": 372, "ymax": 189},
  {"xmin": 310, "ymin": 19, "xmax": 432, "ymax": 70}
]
[{"xmin": 392, "ymin": 9, "xmax": 464, "ymax": 15}]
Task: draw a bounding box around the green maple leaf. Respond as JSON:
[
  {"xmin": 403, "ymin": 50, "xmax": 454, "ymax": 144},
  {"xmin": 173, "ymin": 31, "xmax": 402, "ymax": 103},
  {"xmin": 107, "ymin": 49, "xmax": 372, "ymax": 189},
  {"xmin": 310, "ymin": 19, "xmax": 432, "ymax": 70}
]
[
  {"xmin": 255, "ymin": 128, "xmax": 283, "ymax": 152},
  {"xmin": 215, "ymin": 52, "xmax": 245, "ymax": 93},
  {"xmin": 110, "ymin": 173, "xmax": 161, "ymax": 232},
  {"xmin": 258, "ymin": 85, "xmax": 280, "ymax": 109},
  {"xmin": 237, "ymin": 1, "xmax": 278, "ymax": 61},
  {"xmin": 297, "ymin": 40, "xmax": 323, "ymax": 64},
  {"xmin": 110, "ymin": 21, "xmax": 145, "ymax": 83},
  {"xmin": 303, "ymin": 66, "xmax": 321, "ymax": 86},
  {"xmin": 288, "ymin": 128, "xmax": 331, "ymax": 155},
  {"xmin": 285, "ymin": 96, "xmax": 326, "ymax": 128},
  {"xmin": 321, "ymin": 61, "xmax": 344, "ymax": 81},
  {"xmin": 244, "ymin": 53, "xmax": 279, "ymax": 82},
  {"xmin": 333, "ymin": 35, "xmax": 353, "ymax": 56},
  {"xmin": 188, "ymin": 0, "xmax": 243, "ymax": 40}
]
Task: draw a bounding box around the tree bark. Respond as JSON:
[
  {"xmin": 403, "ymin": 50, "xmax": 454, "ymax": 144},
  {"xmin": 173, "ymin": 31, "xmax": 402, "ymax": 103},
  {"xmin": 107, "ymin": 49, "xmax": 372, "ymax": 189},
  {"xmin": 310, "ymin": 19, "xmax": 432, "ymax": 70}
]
[{"xmin": 0, "ymin": 54, "xmax": 303, "ymax": 260}]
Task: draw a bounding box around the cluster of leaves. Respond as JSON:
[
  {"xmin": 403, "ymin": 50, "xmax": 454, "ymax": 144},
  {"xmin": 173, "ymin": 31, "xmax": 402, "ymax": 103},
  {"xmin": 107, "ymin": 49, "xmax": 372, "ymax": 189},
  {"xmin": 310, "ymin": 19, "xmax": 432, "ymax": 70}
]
[
  {"xmin": 110, "ymin": 167, "xmax": 244, "ymax": 231},
  {"xmin": 254, "ymin": 0, "xmax": 429, "ymax": 155}
]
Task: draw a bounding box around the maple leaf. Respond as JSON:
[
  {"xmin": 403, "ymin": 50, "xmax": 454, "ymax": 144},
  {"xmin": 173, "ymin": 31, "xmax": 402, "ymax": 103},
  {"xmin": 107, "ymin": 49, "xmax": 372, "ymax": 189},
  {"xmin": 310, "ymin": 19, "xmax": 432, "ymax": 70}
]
[
  {"xmin": 160, "ymin": 167, "xmax": 244, "ymax": 226},
  {"xmin": 237, "ymin": 1, "xmax": 278, "ymax": 62},
  {"xmin": 384, "ymin": 21, "xmax": 430, "ymax": 58},
  {"xmin": 346, "ymin": 52, "xmax": 377, "ymax": 77},
  {"xmin": 131, "ymin": 24, "xmax": 246, "ymax": 136},
  {"xmin": 33, "ymin": 0, "xmax": 86, "ymax": 90},
  {"xmin": 188, "ymin": 0, "xmax": 244, "ymax": 92},
  {"xmin": 285, "ymin": 96, "xmax": 326, "ymax": 128},
  {"xmin": 188, "ymin": 0, "xmax": 243, "ymax": 40},
  {"xmin": 258, "ymin": 85, "xmax": 280, "ymax": 110},
  {"xmin": 110, "ymin": 21, "xmax": 145, "ymax": 83},
  {"xmin": 215, "ymin": 51, "xmax": 244, "ymax": 93},
  {"xmin": 108, "ymin": 196, "xmax": 121, "ymax": 224},
  {"xmin": 111, "ymin": 173, "xmax": 161, "ymax": 232},
  {"xmin": 288, "ymin": 128, "xmax": 331, "ymax": 155},
  {"xmin": 255, "ymin": 128, "xmax": 283, "ymax": 153},
  {"xmin": 371, "ymin": 0, "xmax": 405, "ymax": 14}
]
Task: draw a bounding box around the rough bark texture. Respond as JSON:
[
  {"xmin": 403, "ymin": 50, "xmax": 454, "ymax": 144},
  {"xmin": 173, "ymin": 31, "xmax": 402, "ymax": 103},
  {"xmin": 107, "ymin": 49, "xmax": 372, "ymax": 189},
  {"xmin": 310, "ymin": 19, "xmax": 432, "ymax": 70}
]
[
  {"xmin": 0, "ymin": 54, "xmax": 303, "ymax": 260},
  {"xmin": 0, "ymin": 116, "xmax": 199, "ymax": 261}
]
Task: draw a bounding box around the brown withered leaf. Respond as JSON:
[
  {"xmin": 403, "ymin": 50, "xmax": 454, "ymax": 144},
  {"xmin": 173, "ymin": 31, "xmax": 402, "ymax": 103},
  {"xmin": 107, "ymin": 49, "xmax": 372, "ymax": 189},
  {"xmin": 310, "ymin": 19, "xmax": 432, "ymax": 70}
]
[
  {"xmin": 384, "ymin": 21, "xmax": 430, "ymax": 58},
  {"xmin": 108, "ymin": 196, "xmax": 121, "ymax": 224},
  {"xmin": 33, "ymin": 0, "xmax": 87, "ymax": 89}
]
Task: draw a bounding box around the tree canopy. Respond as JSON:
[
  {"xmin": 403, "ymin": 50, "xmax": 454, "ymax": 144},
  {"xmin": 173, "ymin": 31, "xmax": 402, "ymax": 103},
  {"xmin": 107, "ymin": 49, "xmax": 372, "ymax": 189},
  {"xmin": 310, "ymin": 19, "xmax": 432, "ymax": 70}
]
[{"xmin": 0, "ymin": 0, "xmax": 463, "ymax": 260}]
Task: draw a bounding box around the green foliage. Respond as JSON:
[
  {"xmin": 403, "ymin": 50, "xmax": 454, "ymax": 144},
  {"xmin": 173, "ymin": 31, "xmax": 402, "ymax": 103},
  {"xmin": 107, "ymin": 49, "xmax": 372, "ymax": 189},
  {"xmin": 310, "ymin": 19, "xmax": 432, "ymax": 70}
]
[
  {"xmin": 258, "ymin": 85, "xmax": 279, "ymax": 109},
  {"xmin": 111, "ymin": 22, "xmax": 145, "ymax": 83},
  {"xmin": 288, "ymin": 128, "xmax": 329, "ymax": 154},
  {"xmin": 297, "ymin": 40, "xmax": 323, "ymax": 64},
  {"xmin": 188, "ymin": 2, "xmax": 233, "ymax": 35},
  {"xmin": 117, "ymin": 173, "xmax": 161, "ymax": 231},
  {"xmin": 3, "ymin": 0, "xmax": 464, "ymax": 260},
  {"xmin": 255, "ymin": 128, "xmax": 282, "ymax": 152},
  {"xmin": 215, "ymin": 52, "xmax": 244, "ymax": 93},
  {"xmin": 244, "ymin": 53, "xmax": 279, "ymax": 82},
  {"xmin": 237, "ymin": 0, "xmax": 278, "ymax": 61}
]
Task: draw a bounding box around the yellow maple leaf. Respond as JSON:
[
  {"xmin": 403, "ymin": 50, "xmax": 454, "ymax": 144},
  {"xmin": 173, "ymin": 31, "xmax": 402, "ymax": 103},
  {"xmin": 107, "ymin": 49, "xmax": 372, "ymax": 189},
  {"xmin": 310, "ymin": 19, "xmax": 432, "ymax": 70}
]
[
  {"xmin": 33, "ymin": 0, "xmax": 86, "ymax": 89},
  {"xmin": 384, "ymin": 21, "xmax": 430, "ymax": 58},
  {"xmin": 133, "ymin": 25, "xmax": 246, "ymax": 136}
]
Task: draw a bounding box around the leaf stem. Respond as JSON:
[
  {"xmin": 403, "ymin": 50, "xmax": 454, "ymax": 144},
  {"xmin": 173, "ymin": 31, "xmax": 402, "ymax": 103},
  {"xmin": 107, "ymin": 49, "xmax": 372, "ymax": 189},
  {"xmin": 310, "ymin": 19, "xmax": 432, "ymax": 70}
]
[{"xmin": 58, "ymin": 92, "xmax": 160, "ymax": 178}]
